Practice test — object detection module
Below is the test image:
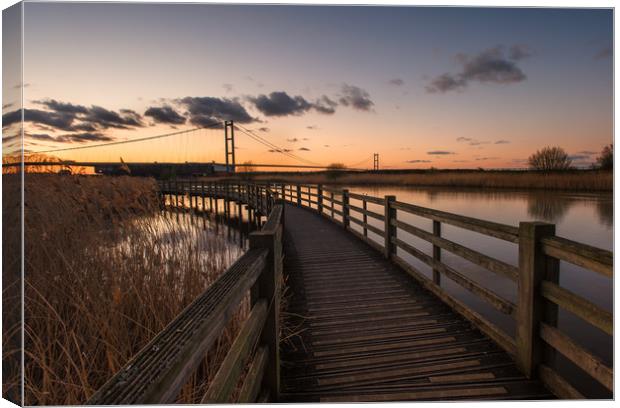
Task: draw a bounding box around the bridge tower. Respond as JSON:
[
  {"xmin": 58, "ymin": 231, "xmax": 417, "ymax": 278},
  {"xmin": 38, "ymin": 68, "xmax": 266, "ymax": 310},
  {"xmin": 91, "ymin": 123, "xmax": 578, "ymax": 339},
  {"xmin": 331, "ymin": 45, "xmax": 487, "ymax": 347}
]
[
  {"xmin": 224, "ymin": 120, "xmax": 236, "ymax": 173},
  {"xmin": 373, "ymin": 153, "xmax": 379, "ymax": 171}
]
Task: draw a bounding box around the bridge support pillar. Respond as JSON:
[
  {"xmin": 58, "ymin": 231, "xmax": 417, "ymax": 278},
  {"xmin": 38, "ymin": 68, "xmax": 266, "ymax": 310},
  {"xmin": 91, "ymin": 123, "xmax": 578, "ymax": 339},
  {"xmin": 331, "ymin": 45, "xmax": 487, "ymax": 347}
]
[{"xmin": 516, "ymin": 222, "xmax": 558, "ymax": 379}]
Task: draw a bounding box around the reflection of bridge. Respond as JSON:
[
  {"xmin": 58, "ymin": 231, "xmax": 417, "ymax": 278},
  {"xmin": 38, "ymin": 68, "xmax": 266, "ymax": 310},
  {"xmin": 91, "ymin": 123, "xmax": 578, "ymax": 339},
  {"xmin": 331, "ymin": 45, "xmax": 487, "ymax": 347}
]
[{"xmin": 88, "ymin": 181, "xmax": 612, "ymax": 404}]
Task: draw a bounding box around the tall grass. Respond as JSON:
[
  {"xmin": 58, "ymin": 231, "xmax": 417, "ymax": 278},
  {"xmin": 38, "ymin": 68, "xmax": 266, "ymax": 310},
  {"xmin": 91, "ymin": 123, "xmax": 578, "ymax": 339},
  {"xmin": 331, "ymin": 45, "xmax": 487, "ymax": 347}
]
[
  {"xmin": 5, "ymin": 175, "xmax": 248, "ymax": 405},
  {"xmin": 241, "ymin": 170, "xmax": 612, "ymax": 192}
]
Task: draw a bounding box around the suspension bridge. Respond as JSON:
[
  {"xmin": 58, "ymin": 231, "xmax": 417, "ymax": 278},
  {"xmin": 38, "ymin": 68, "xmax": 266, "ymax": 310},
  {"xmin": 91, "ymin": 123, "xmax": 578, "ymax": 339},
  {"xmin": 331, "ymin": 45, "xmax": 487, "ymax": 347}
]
[{"xmin": 8, "ymin": 120, "xmax": 379, "ymax": 174}]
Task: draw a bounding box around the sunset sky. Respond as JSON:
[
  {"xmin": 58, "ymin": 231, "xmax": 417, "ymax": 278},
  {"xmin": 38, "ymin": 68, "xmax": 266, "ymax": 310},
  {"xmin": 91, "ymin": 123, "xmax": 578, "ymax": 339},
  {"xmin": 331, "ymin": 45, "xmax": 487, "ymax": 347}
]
[{"xmin": 3, "ymin": 3, "xmax": 613, "ymax": 169}]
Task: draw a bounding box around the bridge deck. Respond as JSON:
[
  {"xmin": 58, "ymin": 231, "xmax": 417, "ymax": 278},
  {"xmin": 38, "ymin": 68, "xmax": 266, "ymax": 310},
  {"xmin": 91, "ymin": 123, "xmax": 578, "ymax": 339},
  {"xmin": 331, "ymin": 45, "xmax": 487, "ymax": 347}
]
[{"xmin": 280, "ymin": 204, "xmax": 552, "ymax": 402}]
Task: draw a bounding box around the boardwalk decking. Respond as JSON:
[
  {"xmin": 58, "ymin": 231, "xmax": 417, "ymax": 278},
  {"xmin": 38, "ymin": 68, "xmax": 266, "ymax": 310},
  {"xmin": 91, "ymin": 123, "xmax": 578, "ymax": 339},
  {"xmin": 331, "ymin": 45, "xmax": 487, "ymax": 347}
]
[{"xmin": 280, "ymin": 204, "xmax": 552, "ymax": 402}]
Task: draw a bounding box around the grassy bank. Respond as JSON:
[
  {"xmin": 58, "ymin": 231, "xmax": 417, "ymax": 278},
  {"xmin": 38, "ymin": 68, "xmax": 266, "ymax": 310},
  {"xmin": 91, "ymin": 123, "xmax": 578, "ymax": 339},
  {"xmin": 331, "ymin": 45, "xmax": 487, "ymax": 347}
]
[
  {"xmin": 233, "ymin": 170, "xmax": 613, "ymax": 192},
  {"xmin": 5, "ymin": 175, "xmax": 246, "ymax": 404}
]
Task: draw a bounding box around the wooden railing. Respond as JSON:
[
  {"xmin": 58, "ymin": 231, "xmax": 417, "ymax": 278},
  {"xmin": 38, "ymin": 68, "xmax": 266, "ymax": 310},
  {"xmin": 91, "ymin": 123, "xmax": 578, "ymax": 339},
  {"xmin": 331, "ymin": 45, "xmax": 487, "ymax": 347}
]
[
  {"xmin": 87, "ymin": 195, "xmax": 284, "ymax": 404},
  {"xmin": 268, "ymin": 182, "xmax": 613, "ymax": 399}
]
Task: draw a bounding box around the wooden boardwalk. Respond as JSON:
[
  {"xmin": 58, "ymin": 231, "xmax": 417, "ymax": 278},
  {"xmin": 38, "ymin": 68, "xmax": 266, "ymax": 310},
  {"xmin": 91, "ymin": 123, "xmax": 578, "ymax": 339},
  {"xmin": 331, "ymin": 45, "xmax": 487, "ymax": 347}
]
[{"xmin": 280, "ymin": 204, "xmax": 552, "ymax": 402}]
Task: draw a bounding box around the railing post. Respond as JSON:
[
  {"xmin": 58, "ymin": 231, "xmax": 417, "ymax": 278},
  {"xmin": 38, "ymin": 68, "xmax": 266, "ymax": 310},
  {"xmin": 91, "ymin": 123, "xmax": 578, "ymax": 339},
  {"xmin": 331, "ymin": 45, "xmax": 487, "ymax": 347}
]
[
  {"xmin": 296, "ymin": 184, "xmax": 302, "ymax": 206},
  {"xmin": 249, "ymin": 208, "xmax": 283, "ymax": 401},
  {"xmin": 384, "ymin": 195, "xmax": 396, "ymax": 259},
  {"xmin": 330, "ymin": 191, "xmax": 334, "ymax": 219},
  {"xmin": 432, "ymin": 221, "xmax": 441, "ymax": 284},
  {"xmin": 516, "ymin": 221, "xmax": 556, "ymax": 379},
  {"xmin": 281, "ymin": 184, "xmax": 285, "ymax": 202},
  {"xmin": 342, "ymin": 189, "xmax": 350, "ymax": 230},
  {"xmin": 317, "ymin": 184, "xmax": 323, "ymax": 215},
  {"xmin": 362, "ymin": 199, "xmax": 368, "ymax": 237}
]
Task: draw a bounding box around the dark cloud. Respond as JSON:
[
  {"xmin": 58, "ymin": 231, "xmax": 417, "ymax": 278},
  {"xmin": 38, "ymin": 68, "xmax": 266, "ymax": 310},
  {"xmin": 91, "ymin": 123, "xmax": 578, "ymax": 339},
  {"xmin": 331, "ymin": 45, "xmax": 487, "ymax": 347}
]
[
  {"xmin": 258, "ymin": 127, "xmax": 270, "ymax": 132},
  {"xmin": 475, "ymin": 157, "xmax": 499, "ymax": 161},
  {"xmin": 298, "ymin": 147, "xmax": 311, "ymax": 151},
  {"xmin": 55, "ymin": 132, "xmax": 114, "ymax": 143},
  {"xmin": 427, "ymin": 45, "xmax": 528, "ymax": 93},
  {"xmin": 456, "ymin": 136, "xmax": 489, "ymax": 146},
  {"xmin": 427, "ymin": 150, "xmax": 455, "ymax": 155},
  {"xmin": 144, "ymin": 106, "xmax": 186, "ymax": 125},
  {"xmin": 2, "ymin": 103, "xmax": 13, "ymax": 109},
  {"xmin": 339, "ymin": 84, "xmax": 374, "ymax": 111},
  {"xmin": 268, "ymin": 148, "xmax": 292, "ymax": 153},
  {"xmin": 287, "ymin": 138, "xmax": 299, "ymax": 142},
  {"xmin": 313, "ymin": 95, "xmax": 338, "ymax": 114},
  {"xmin": 250, "ymin": 91, "xmax": 313, "ymax": 117},
  {"xmin": 406, "ymin": 159, "xmax": 431, "ymax": 163},
  {"xmin": 82, "ymin": 106, "xmax": 144, "ymax": 129},
  {"xmin": 495, "ymin": 140, "xmax": 511, "ymax": 144},
  {"xmin": 2, "ymin": 108, "xmax": 76, "ymax": 131},
  {"xmin": 36, "ymin": 99, "xmax": 88, "ymax": 114},
  {"xmin": 27, "ymin": 133, "xmax": 55, "ymax": 141},
  {"xmin": 594, "ymin": 46, "xmax": 612, "ymax": 60},
  {"xmin": 306, "ymin": 125, "xmax": 318, "ymax": 130},
  {"xmin": 180, "ymin": 96, "xmax": 256, "ymax": 125},
  {"xmin": 389, "ymin": 78, "xmax": 405, "ymax": 86},
  {"xmin": 456, "ymin": 137, "xmax": 472, "ymax": 142}
]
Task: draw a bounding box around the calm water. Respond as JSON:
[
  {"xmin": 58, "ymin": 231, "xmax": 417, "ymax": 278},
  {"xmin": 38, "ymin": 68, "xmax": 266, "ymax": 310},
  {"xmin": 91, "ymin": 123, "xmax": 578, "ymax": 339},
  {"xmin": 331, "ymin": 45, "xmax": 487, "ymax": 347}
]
[{"xmin": 344, "ymin": 186, "xmax": 613, "ymax": 398}]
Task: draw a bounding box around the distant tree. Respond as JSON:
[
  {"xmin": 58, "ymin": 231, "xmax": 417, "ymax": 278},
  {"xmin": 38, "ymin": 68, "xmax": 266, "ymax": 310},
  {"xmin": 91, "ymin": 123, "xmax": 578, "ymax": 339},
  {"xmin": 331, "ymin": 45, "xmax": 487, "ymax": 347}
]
[
  {"xmin": 596, "ymin": 144, "xmax": 613, "ymax": 170},
  {"xmin": 238, "ymin": 161, "xmax": 256, "ymax": 180},
  {"xmin": 528, "ymin": 146, "xmax": 572, "ymax": 171},
  {"xmin": 326, "ymin": 162, "xmax": 346, "ymax": 180}
]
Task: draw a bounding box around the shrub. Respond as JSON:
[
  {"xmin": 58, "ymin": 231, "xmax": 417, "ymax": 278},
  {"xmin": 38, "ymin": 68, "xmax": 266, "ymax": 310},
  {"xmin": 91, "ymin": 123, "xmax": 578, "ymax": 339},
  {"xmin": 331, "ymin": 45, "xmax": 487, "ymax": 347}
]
[{"xmin": 528, "ymin": 146, "xmax": 572, "ymax": 171}]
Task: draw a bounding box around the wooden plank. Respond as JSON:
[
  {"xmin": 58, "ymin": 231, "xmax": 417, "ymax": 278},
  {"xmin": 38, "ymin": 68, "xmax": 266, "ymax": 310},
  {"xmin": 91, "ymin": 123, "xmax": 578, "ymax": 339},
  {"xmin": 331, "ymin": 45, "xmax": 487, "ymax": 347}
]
[
  {"xmin": 392, "ymin": 255, "xmax": 516, "ymax": 356},
  {"xmin": 348, "ymin": 203, "xmax": 385, "ymax": 221},
  {"xmin": 541, "ymin": 236, "xmax": 612, "ymax": 278},
  {"xmin": 392, "ymin": 201, "xmax": 519, "ymax": 243},
  {"xmin": 540, "ymin": 281, "xmax": 612, "ymax": 335},
  {"xmin": 394, "ymin": 219, "xmax": 519, "ymax": 281},
  {"xmin": 202, "ymin": 300, "xmax": 268, "ymax": 403},
  {"xmin": 237, "ymin": 347, "xmax": 269, "ymax": 403},
  {"xmin": 321, "ymin": 386, "xmax": 508, "ymax": 402},
  {"xmin": 429, "ymin": 372, "xmax": 495, "ymax": 383},
  {"xmin": 539, "ymin": 323, "xmax": 612, "ymax": 391},
  {"xmin": 538, "ymin": 364, "xmax": 584, "ymax": 399}
]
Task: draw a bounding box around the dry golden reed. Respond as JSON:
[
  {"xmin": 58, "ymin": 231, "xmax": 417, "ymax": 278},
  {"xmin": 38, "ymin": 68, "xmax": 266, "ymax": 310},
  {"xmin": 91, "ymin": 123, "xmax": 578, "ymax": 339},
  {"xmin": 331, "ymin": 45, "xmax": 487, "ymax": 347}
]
[{"xmin": 3, "ymin": 174, "xmax": 247, "ymax": 405}]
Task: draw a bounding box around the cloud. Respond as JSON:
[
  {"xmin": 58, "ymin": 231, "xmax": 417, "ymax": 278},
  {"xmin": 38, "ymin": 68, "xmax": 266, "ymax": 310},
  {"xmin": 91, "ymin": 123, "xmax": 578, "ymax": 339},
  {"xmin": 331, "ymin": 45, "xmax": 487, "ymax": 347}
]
[
  {"xmin": 250, "ymin": 91, "xmax": 312, "ymax": 117},
  {"xmin": 313, "ymin": 96, "xmax": 338, "ymax": 114},
  {"xmin": 268, "ymin": 148, "xmax": 292, "ymax": 153},
  {"xmin": 427, "ymin": 45, "xmax": 528, "ymax": 93},
  {"xmin": 475, "ymin": 156, "xmax": 499, "ymax": 161},
  {"xmin": 495, "ymin": 140, "xmax": 511, "ymax": 144},
  {"xmin": 298, "ymin": 147, "xmax": 311, "ymax": 151},
  {"xmin": 36, "ymin": 99, "xmax": 88, "ymax": 114},
  {"xmin": 144, "ymin": 106, "xmax": 186, "ymax": 125},
  {"xmin": 287, "ymin": 138, "xmax": 299, "ymax": 142},
  {"xmin": 180, "ymin": 96, "xmax": 256, "ymax": 125},
  {"xmin": 406, "ymin": 159, "xmax": 431, "ymax": 163},
  {"xmin": 83, "ymin": 106, "xmax": 144, "ymax": 129},
  {"xmin": 3, "ymin": 108, "xmax": 76, "ymax": 131},
  {"xmin": 55, "ymin": 132, "xmax": 114, "ymax": 143},
  {"xmin": 144, "ymin": 105, "xmax": 186, "ymax": 125},
  {"xmin": 338, "ymin": 84, "xmax": 374, "ymax": 111},
  {"xmin": 594, "ymin": 46, "xmax": 612, "ymax": 60},
  {"xmin": 258, "ymin": 127, "xmax": 269, "ymax": 132},
  {"xmin": 388, "ymin": 78, "xmax": 405, "ymax": 86},
  {"xmin": 456, "ymin": 136, "xmax": 489, "ymax": 146},
  {"xmin": 306, "ymin": 125, "xmax": 318, "ymax": 130},
  {"xmin": 26, "ymin": 133, "xmax": 55, "ymax": 141},
  {"xmin": 509, "ymin": 44, "xmax": 532, "ymax": 61},
  {"xmin": 223, "ymin": 83, "xmax": 234, "ymax": 92},
  {"xmin": 427, "ymin": 150, "xmax": 455, "ymax": 155}
]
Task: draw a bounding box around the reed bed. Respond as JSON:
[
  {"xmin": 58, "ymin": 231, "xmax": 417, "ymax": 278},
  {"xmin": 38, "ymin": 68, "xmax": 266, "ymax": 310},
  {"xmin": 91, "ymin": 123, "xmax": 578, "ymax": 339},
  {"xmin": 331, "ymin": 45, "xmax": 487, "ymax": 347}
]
[
  {"xmin": 241, "ymin": 170, "xmax": 613, "ymax": 192},
  {"xmin": 4, "ymin": 175, "xmax": 248, "ymax": 405}
]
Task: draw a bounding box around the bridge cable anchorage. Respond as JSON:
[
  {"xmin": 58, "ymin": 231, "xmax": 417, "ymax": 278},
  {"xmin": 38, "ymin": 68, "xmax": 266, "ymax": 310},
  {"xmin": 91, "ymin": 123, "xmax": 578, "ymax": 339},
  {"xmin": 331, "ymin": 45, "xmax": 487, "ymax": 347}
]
[
  {"xmin": 235, "ymin": 124, "xmax": 323, "ymax": 167},
  {"xmin": 29, "ymin": 121, "xmax": 224, "ymax": 154}
]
